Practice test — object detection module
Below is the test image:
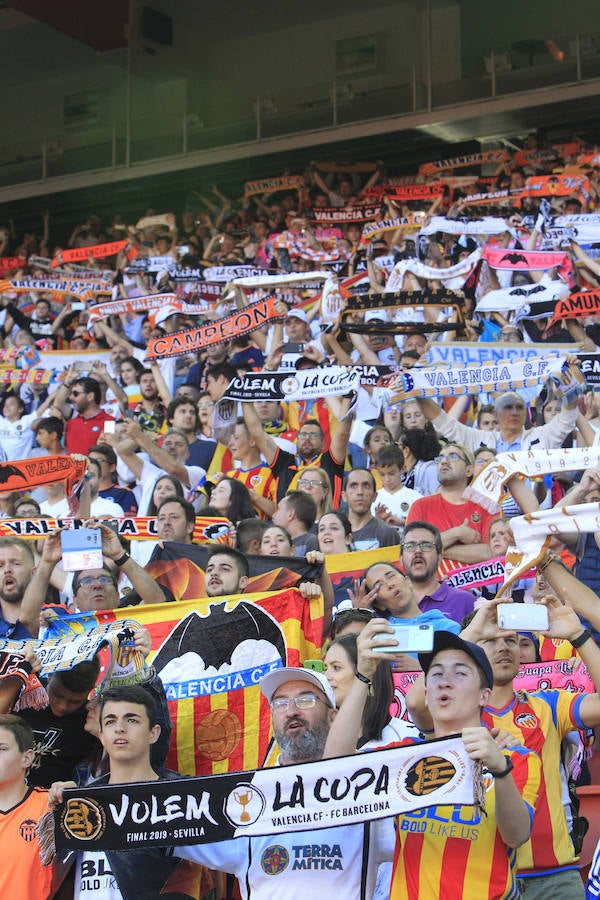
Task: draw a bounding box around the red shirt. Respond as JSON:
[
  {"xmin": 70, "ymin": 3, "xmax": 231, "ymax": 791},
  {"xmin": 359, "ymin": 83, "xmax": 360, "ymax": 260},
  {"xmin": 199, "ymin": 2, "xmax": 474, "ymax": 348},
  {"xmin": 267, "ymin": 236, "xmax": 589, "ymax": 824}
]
[
  {"xmin": 65, "ymin": 409, "xmax": 115, "ymax": 455},
  {"xmin": 406, "ymin": 492, "xmax": 494, "ymax": 577}
]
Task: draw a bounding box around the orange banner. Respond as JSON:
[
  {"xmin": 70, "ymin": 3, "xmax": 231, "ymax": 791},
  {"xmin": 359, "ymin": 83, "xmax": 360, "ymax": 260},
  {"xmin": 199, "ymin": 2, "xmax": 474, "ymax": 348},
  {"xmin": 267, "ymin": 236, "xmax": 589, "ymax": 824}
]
[
  {"xmin": 146, "ymin": 296, "xmax": 286, "ymax": 360},
  {"xmin": 0, "ymin": 515, "xmax": 234, "ymax": 544},
  {"xmin": 0, "ymin": 456, "xmax": 86, "ymax": 498},
  {"xmin": 51, "ymin": 240, "xmax": 137, "ymax": 267}
]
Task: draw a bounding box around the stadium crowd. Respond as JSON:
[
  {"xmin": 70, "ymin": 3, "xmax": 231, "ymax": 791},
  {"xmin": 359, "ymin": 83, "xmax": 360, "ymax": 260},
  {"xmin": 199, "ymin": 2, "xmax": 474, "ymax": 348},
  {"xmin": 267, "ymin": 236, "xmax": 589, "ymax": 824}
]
[{"xmin": 1, "ymin": 133, "xmax": 600, "ymax": 898}]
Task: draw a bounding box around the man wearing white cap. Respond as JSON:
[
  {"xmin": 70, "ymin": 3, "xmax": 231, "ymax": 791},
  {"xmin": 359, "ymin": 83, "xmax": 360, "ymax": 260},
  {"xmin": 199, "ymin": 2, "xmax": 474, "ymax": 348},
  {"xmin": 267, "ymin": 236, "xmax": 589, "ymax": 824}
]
[
  {"xmin": 172, "ymin": 666, "xmax": 394, "ymax": 898},
  {"xmin": 284, "ymin": 308, "xmax": 312, "ymax": 344}
]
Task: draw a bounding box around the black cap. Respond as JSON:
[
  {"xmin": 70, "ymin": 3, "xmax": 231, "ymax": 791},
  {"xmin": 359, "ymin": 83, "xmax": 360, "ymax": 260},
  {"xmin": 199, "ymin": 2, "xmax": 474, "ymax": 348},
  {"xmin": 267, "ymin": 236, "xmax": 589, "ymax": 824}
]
[{"xmin": 418, "ymin": 631, "xmax": 493, "ymax": 690}]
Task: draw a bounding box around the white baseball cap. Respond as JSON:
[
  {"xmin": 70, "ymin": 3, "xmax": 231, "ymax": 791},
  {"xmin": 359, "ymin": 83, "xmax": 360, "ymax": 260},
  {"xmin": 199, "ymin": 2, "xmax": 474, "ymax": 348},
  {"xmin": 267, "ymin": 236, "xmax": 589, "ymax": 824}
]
[
  {"xmin": 364, "ymin": 309, "xmax": 389, "ymax": 323},
  {"xmin": 285, "ymin": 308, "xmax": 309, "ymax": 323},
  {"xmin": 260, "ymin": 666, "xmax": 336, "ymax": 708}
]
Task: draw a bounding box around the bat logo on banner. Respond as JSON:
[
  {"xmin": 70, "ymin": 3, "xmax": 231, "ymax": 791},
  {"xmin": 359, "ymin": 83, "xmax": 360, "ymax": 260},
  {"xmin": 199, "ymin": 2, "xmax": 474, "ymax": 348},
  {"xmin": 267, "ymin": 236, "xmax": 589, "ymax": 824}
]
[
  {"xmin": 0, "ymin": 464, "xmax": 26, "ymax": 484},
  {"xmin": 509, "ymin": 285, "xmax": 546, "ymax": 297},
  {"xmin": 500, "ymin": 253, "xmax": 529, "ymax": 265},
  {"xmin": 153, "ymin": 601, "xmax": 287, "ymax": 675}
]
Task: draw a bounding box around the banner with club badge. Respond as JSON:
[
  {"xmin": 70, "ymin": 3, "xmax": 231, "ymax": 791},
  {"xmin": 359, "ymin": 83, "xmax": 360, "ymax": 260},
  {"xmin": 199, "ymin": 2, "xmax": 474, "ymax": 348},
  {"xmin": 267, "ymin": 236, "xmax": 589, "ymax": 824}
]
[
  {"xmin": 376, "ymin": 355, "xmax": 566, "ymax": 405},
  {"xmin": 220, "ymin": 367, "xmax": 360, "ymax": 406},
  {"xmin": 0, "ymin": 617, "xmax": 141, "ymax": 678},
  {"xmin": 39, "ymin": 585, "xmax": 322, "ymax": 778},
  {"xmin": 53, "ymin": 735, "xmax": 476, "ymax": 850}
]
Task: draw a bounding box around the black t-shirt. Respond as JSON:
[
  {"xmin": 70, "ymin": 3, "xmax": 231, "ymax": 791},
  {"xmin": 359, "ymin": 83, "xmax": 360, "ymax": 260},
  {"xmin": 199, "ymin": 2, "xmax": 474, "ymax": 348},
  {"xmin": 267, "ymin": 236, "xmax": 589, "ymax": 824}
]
[
  {"xmin": 18, "ymin": 703, "xmax": 100, "ymax": 788},
  {"xmin": 272, "ymin": 447, "xmax": 345, "ymax": 505}
]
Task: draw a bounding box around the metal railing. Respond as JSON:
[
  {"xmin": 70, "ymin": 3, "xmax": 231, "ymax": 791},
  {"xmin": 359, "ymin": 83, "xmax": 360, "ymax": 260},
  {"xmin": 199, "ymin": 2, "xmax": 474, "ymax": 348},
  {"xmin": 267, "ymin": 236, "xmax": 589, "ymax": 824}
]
[{"xmin": 0, "ymin": 31, "xmax": 598, "ymax": 190}]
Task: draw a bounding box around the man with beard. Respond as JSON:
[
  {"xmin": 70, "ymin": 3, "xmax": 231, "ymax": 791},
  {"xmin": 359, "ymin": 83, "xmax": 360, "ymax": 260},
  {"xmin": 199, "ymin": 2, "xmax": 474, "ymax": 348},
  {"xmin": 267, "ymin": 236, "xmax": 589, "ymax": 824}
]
[
  {"xmin": 131, "ymin": 368, "xmax": 167, "ymax": 434},
  {"xmin": 204, "ymin": 546, "xmax": 249, "ymax": 598},
  {"xmin": 171, "ymin": 666, "xmax": 394, "ymax": 898},
  {"xmin": 62, "ymin": 376, "xmax": 115, "ymax": 455},
  {"xmin": 201, "ymin": 545, "xmax": 321, "ymax": 607},
  {"xmin": 243, "ymin": 400, "xmax": 353, "ymax": 507},
  {"xmin": 0, "ymin": 537, "xmax": 37, "ymax": 638},
  {"xmin": 400, "ymin": 521, "xmax": 475, "ymax": 624}
]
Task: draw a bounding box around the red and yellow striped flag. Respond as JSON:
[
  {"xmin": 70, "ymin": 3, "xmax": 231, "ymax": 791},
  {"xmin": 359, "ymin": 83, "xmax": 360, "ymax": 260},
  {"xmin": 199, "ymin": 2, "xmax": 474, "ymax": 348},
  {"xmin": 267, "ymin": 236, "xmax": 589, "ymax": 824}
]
[{"xmin": 97, "ymin": 588, "xmax": 323, "ymax": 776}]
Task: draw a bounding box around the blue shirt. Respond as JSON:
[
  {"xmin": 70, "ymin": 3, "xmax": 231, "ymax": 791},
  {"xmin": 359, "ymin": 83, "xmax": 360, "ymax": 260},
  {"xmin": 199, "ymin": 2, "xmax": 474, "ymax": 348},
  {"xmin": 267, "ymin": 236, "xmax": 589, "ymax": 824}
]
[
  {"xmin": 387, "ymin": 608, "xmax": 461, "ymax": 634},
  {"xmin": 0, "ymin": 614, "xmax": 32, "ymax": 639}
]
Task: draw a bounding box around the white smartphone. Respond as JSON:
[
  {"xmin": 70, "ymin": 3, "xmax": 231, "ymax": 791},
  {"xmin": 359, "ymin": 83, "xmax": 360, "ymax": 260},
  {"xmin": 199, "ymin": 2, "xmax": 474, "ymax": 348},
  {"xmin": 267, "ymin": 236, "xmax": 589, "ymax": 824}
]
[
  {"xmin": 497, "ymin": 603, "xmax": 549, "ymax": 632},
  {"xmin": 103, "ymin": 421, "xmax": 116, "ymax": 434},
  {"xmin": 375, "ymin": 623, "xmax": 434, "ymax": 654}
]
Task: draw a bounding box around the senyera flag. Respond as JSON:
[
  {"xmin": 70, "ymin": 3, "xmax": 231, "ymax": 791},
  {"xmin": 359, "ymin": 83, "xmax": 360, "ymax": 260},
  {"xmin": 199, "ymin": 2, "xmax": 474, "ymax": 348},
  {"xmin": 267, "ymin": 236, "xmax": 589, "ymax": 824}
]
[{"xmin": 42, "ymin": 589, "xmax": 323, "ymax": 778}]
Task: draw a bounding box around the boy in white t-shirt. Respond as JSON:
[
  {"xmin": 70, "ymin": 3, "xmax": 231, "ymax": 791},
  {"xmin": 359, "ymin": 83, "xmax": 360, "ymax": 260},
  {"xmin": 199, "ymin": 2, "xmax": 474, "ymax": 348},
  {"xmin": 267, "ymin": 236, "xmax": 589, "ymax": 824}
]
[{"xmin": 372, "ymin": 445, "xmax": 420, "ymax": 527}]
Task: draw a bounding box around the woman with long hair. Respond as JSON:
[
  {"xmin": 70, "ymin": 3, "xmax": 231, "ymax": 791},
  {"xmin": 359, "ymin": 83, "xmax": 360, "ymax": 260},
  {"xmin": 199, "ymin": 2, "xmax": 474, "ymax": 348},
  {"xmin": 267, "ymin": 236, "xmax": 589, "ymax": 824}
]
[
  {"xmin": 324, "ymin": 632, "xmax": 416, "ymax": 748},
  {"xmin": 317, "ymin": 511, "xmax": 353, "ymax": 556},
  {"xmin": 208, "ymin": 477, "xmax": 257, "ymax": 524},
  {"xmin": 146, "ymin": 474, "xmax": 184, "ymax": 517},
  {"xmin": 119, "ymin": 355, "xmax": 146, "ymax": 410},
  {"xmin": 130, "ymin": 474, "xmax": 185, "ymax": 567},
  {"xmin": 260, "ymin": 524, "xmax": 294, "ymax": 557},
  {"xmin": 399, "ymin": 399, "xmax": 427, "ymax": 431}
]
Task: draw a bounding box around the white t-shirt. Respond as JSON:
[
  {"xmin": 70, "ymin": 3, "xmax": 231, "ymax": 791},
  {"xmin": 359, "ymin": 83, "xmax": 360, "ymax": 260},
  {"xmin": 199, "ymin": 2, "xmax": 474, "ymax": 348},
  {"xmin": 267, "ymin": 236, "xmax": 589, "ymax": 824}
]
[
  {"xmin": 372, "ymin": 485, "xmax": 421, "ymax": 521},
  {"xmin": 40, "ymin": 497, "xmax": 70, "ymax": 517},
  {"xmin": 91, "ymin": 496, "xmax": 125, "ymax": 517},
  {"xmin": 0, "ymin": 411, "xmax": 38, "ymax": 458},
  {"xmin": 73, "ymin": 851, "xmax": 122, "ymax": 900},
  {"xmin": 175, "ymin": 819, "xmax": 393, "ymax": 900}
]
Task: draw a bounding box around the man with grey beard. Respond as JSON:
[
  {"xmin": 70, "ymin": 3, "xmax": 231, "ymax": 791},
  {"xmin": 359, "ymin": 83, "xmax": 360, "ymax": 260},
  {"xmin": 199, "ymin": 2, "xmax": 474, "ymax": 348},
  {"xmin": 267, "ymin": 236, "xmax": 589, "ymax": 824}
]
[
  {"xmin": 262, "ymin": 667, "xmax": 337, "ymax": 764},
  {"xmin": 172, "ymin": 667, "xmax": 394, "ymax": 899}
]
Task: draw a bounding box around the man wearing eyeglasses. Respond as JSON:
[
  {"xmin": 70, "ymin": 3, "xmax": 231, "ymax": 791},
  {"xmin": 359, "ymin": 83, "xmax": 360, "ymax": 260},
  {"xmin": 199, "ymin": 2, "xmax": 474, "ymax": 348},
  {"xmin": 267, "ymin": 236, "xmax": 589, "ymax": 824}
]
[
  {"xmin": 406, "ymin": 443, "xmax": 495, "ymax": 577},
  {"xmin": 172, "ymin": 666, "xmax": 394, "ymax": 898},
  {"xmin": 400, "ymin": 521, "xmax": 475, "ymax": 625},
  {"xmin": 19, "ymin": 522, "xmax": 166, "ymax": 639},
  {"xmin": 243, "ymin": 400, "xmax": 353, "ymax": 507}
]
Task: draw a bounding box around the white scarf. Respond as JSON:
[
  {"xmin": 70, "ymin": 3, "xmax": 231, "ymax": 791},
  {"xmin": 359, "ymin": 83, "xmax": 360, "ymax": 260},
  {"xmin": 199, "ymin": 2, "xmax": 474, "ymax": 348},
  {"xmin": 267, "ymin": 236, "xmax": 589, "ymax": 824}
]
[
  {"xmin": 465, "ymin": 446, "xmax": 600, "ymax": 513},
  {"xmin": 385, "ymin": 247, "xmax": 482, "ymax": 291}
]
